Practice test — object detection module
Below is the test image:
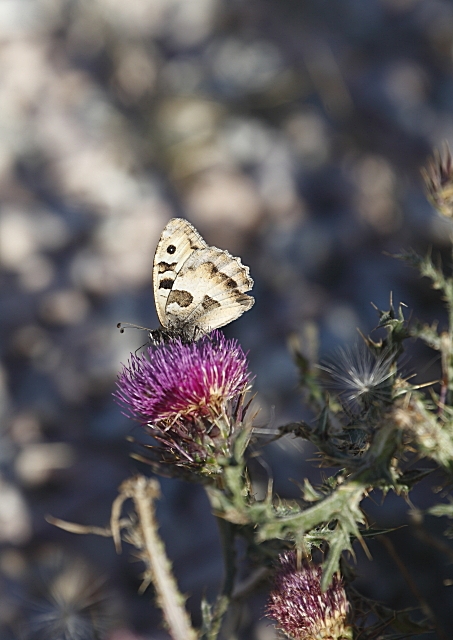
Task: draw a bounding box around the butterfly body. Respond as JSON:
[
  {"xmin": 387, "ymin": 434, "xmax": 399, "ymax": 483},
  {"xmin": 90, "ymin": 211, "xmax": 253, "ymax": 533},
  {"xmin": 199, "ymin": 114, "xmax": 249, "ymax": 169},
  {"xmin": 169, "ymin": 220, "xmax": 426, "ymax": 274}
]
[{"xmin": 152, "ymin": 218, "xmax": 254, "ymax": 341}]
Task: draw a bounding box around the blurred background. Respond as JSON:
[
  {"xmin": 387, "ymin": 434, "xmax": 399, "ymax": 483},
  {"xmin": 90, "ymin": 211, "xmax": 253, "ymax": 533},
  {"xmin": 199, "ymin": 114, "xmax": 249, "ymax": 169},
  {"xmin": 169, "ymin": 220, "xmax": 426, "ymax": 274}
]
[{"xmin": 1, "ymin": 0, "xmax": 453, "ymax": 637}]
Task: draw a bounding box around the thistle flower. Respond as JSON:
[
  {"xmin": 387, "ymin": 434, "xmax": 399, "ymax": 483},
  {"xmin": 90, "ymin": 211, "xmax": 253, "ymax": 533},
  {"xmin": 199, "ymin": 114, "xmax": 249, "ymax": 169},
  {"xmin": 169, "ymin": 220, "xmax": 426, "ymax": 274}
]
[
  {"xmin": 320, "ymin": 344, "xmax": 396, "ymax": 409},
  {"xmin": 115, "ymin": 331, "xmax": 252, "ymax": 475},
  {"xmin": 266, "ymin": 552, "xmax": 352, "ymax": 640},
  {"xmin": 422, "ymin": 144, "xmax": 453, "ymax": 218}
]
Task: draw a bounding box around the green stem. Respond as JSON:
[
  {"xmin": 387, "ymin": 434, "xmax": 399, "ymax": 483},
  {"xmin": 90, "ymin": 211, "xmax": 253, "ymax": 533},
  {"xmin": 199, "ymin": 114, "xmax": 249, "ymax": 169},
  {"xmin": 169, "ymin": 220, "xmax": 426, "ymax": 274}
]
[
  {"xmin": 447, "ymin": 275, "xmax": 453, "ymax": 405},
  {"xmin": 217, "ymin": 516, "xmax": 237, "ymax": 598},
  {"xmin": 205, "ymin": 517, "xmax": 237, "ymax": 640}
]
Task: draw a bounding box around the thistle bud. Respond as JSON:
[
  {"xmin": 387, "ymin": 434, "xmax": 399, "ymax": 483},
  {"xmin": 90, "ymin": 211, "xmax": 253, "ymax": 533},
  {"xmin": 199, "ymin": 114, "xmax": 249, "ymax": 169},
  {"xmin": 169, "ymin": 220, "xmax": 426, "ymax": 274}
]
[{"xmin": 266, "ymin": 552, "xmax": 352, "ymax": 640}]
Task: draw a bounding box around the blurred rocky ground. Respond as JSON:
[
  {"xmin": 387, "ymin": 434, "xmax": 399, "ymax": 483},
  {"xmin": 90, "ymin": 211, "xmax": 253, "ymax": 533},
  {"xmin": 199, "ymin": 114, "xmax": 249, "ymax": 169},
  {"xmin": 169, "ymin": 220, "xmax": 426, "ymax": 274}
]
[{"xmin": 1, "ymin": 0, "xmax": 453, "ymax": 637}]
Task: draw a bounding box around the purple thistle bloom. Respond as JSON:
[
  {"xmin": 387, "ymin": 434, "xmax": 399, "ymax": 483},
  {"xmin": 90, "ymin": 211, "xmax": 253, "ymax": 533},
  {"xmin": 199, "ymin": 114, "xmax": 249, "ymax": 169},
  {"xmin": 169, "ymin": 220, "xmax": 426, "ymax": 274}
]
[
  {"xmin": 267, "ymin": 552, "xmax": 352, "ymax": 640},
  {"xmin": 115, "ymin": 331, "xmax": 252, "ymax": 474},
  {"xmin": 116, "ymin": 331, "xmax": 250, "ymax": 422}
]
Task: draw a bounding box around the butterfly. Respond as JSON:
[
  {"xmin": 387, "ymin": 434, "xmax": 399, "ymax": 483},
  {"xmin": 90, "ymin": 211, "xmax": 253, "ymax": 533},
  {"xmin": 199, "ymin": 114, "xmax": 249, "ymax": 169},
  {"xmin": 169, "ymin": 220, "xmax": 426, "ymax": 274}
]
[{"xmin": 148, "ymin": 218, "xmax": 254, "ymax": 342}]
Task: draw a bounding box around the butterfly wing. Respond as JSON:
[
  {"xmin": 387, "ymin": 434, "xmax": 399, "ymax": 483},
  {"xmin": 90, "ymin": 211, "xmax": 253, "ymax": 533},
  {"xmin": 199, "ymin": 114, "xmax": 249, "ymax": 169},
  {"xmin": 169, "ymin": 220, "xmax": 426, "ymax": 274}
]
[
  {"xmin": 164, "ymin": 246, "xmax": 254, "ymax": 331},
  {"xmin": 153, "ymin": 218, "xmax": 207, "ymax": 327}
]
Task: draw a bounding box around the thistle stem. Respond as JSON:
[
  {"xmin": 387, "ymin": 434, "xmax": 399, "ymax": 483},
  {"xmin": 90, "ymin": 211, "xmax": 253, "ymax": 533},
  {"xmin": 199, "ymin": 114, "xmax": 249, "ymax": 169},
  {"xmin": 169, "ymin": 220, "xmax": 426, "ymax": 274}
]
[
  {"xmin": 118, "ymin": 476, "xmax": 198, "ymax": 640},
  {"xmin": 203, "ymin": 517, "xmax": 237, "ymax": 640},
  {"xmin": 217, "ymin": 516, "xmax": 237, "ymax": 597}
]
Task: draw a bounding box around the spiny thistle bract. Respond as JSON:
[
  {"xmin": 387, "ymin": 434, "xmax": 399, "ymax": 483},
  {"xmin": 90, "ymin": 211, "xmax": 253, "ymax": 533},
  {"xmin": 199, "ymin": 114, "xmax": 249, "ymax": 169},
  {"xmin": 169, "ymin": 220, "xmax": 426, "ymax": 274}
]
[
  {"xmin": 266, "ymin": 552, "xmax": 352, "ymax": 640},
  {"xmin": 115, "ymin": 330, "xmax": 252, "ymax": 475}
]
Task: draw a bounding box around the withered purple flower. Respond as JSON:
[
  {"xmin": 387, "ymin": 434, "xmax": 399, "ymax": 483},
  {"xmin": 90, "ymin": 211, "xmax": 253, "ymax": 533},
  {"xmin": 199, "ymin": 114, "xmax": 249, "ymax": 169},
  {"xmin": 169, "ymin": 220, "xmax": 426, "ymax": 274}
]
[
  {"xmin": 115, "ymin": 331, "xmax": 252, "ymax": 475},
  {"xmin": 266, "ymin": 552, "xmax": 352, "ymax": 640},
  {"xmin": 422, "ymin": 144, "xmax": 453, "ymax": 218}
]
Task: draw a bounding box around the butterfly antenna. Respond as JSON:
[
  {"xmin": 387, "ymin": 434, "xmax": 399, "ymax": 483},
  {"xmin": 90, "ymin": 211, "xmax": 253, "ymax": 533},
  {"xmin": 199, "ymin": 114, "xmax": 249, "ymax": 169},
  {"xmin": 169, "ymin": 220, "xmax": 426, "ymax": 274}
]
[{"xmin": 117, "ymin": 322, "xmax": 152, "ymax": 334}]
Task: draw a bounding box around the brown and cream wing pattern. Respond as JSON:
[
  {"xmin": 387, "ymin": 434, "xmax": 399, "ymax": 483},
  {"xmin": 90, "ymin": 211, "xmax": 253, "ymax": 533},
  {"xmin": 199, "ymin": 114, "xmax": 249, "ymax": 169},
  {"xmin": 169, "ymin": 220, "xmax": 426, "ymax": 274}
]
[
  {"xmin": 152, "ymin": 218, "xmax": 254, "ymax": 332},
  {"xmin": 152, "ymin": 218, "xmax": 207, "ymax": 327}
]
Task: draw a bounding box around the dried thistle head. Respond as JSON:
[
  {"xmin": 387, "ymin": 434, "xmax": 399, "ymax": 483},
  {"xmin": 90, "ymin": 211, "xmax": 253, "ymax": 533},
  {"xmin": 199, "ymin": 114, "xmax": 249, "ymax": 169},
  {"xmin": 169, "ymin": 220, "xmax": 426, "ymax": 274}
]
[
  {"xmin": 422, "ymin": 144, "xmax": 453, "ymax": 218},
  {"xmin": 266, "ymin": 552, "xmax": 352, "ymax": 640},
  {"xmin": 115, "ymin": 330, "xmax": 253, "ymax": 476},
  {"xmin": 320, "ymin": 344, "xmax": 396, "ymax": 411},
  {"xmin": 21, "ymin": 550, "xmax": 116, "ymax": 640}
]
